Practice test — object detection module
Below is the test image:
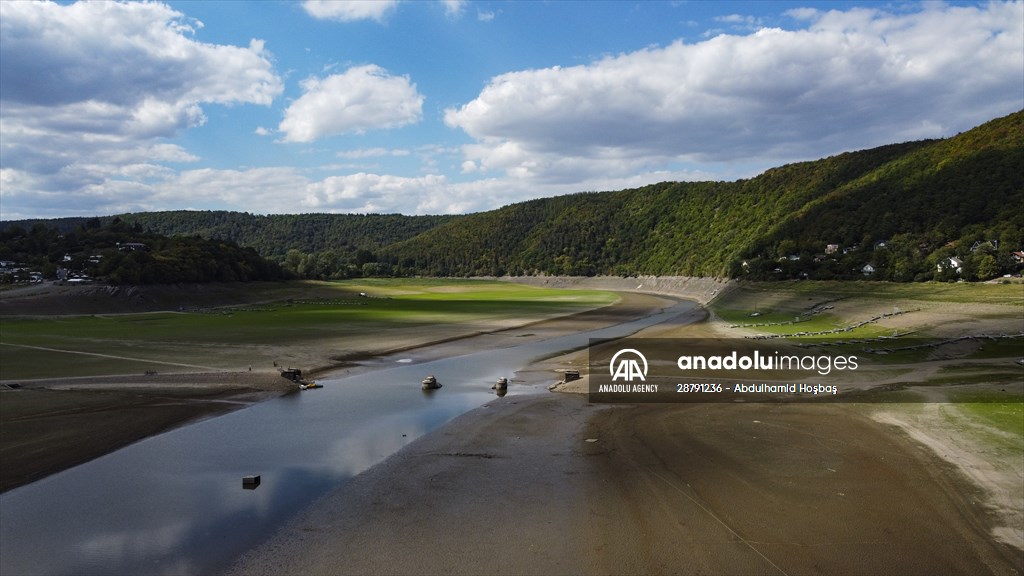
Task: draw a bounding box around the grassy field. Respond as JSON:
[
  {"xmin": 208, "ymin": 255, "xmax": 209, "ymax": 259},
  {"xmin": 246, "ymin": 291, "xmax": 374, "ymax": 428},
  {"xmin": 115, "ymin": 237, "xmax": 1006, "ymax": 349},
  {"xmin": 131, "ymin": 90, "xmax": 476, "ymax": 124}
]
[
  {"xmin": 0, "ymin": 279, "xmax": 618, "ymax": 380},
  {"xmin": 949, "ymin": 390, "xmax": 1024, "ymax": 440}
]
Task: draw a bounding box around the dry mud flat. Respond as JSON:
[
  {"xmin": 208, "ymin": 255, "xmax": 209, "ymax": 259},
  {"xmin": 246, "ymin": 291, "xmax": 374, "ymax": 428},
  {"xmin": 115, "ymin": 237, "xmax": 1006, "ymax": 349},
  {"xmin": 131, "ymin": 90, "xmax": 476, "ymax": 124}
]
[
  {"xmin": 229, "ymin": 394, "xmax": 1022, "ymax": 576},
  {"xmin": 583, "ymin": 403, "xmax": 1021, "ymax": 575},
  {"xmin": 0, "ymin": 291, "xmax": 672, "ymax": 494},
  {"xmin": 0, "ymin": 371, "xmax": 292, "ymax": 492},
  {"xmin": 228, "ymin": 281, "xmax": 1023, "ymax": 575}
]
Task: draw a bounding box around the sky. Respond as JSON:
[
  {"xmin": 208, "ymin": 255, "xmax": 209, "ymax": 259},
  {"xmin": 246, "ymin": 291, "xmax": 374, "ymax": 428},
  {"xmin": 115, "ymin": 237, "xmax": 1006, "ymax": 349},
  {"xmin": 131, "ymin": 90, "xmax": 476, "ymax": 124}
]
[{"xmin": 0, "ymin": 0, "xmax": 1021, "ymax": 220}]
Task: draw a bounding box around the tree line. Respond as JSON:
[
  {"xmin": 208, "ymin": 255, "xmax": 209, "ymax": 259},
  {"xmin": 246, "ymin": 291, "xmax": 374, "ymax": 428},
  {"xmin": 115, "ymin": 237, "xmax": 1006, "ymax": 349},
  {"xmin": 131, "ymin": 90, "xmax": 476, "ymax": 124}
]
[
  {"xmin": 0, "ymin": 218, "xmax": 284, "ymax": 284},
  {"xmin": 3, "ymin": 110, "xmax": 1020, "ymax": 284}
]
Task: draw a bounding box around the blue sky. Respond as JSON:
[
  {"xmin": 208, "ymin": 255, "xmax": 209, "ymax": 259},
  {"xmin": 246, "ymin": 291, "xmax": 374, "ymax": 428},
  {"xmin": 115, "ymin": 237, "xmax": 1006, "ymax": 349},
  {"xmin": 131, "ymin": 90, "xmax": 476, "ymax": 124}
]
[{"xmin": 1, "ymin": 0, "xmax": 1021, "ymax": 219}]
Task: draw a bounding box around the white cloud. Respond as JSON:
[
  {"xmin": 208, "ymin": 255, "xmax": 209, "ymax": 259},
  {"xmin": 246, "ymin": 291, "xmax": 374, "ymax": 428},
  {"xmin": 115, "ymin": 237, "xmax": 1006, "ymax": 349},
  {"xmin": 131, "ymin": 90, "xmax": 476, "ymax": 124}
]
[
  {"xmin": 714, "ymin": 13, "xmax": 764, "ymax": 31},
  {"xmin": 3, "ymin": 1, "xmax": 1021, "ymax": 222},
  {"xmin": 336, "ymin": 148, "xmax": 412, "ymax": 159},
  {"xmin": 716, "ymin": 14, "xmax": 752, "ymax": 23},
  {"xmin": 446, "ymin": 2, "xmax": 1023, "ymax": 184},
  {"xmin": 785, "ymin": 7, "xmax": 820, "ymax": 21},
  {"xmin": 0, "ymin": 1, "xmax": 283, "ymax": 218},
  {"xmin": 0, "ymin": 3, "xmax": 281, "ymax": 114},
  {"xmin": 2, "ymin": 162, "xmax": 482, "ymax": 218},
  {"xmin": 278, "ymin": 65, "xmax": 424, "ymax": 143},
  {"xmin": 305, "ymin": 173, "xmax": 447, "ymax": 212},
  {"xmin": 302, "ymin": 0, "xmax": 398, "ymax": 23},
  {"xmin": 443, "ymin": 0, "xmax": 466, "ymax": 19},
  {"xmin": 154, "ymin": 167, "xmax": 312, "ymax": 211},
  {"xmin": 302, "ymin": 1, "xmax": 469, "ymax": 23}
]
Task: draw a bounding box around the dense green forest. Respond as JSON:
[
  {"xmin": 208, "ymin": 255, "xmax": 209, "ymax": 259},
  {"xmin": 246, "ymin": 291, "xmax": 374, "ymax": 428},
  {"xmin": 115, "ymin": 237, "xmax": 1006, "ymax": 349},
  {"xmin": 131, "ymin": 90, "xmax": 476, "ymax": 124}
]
[
  {"xmin": 5, "ymin": 212, "xmax": 454, "ymax": 262},
  {"xmin": 3, "ymin": 110, "xmax": 1021, "ymax": 283},
  {"xmin": 380, "ymin": 110, "xmax": 1022, "ymax": 280},
  {"xmin": 0, "ymin": 218, "xmax": 284, "ymax": 284}
]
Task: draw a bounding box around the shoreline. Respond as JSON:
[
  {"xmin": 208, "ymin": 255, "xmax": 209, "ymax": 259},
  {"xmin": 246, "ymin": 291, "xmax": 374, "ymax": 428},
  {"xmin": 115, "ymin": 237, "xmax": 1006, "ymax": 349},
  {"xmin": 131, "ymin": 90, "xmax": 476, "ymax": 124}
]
[
  {"xmin": 4, "ymin": 278, "xmax": 1020, "ymax": 574},
  {"xmin": 227, "ymin": 291, "xmax": 1023, "ymax": 575},
  {"xmin": 0, "ymin": 371, "xmax": 293, "ymax": 493},
  {"xmin": 0, "ymin": 290, "xmax": 676, "ymax": 494},
  {"xmin": 228, "ymin": 387, "xmax": 1022, "ymax": 575},
  {"xmin": 303, "ymin": 289, "xmax": 679, "ymax": 379}
]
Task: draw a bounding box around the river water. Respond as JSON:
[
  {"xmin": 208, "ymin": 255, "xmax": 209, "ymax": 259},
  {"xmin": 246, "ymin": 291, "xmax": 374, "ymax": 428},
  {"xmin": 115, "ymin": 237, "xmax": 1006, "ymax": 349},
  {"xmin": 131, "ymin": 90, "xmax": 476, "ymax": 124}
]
[{"xmin": 0, "ymin": 300, "xmax": 694, "ymax": 575}]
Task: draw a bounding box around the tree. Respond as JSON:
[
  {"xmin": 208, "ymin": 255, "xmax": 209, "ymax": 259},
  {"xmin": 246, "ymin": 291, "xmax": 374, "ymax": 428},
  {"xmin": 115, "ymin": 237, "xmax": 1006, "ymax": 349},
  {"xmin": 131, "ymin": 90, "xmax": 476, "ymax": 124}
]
[{"xmin": 976, "ymin": 254, "xmax": 1000, "ymax": 280}]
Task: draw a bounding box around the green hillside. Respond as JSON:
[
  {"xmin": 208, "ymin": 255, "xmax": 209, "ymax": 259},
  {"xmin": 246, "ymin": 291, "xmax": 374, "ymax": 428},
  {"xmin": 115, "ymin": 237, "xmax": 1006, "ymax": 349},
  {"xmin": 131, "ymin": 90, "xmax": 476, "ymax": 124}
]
[
  {"xmin": 3, "ymin": 212, "xmax": 456, "ymax": 262},
  {"xmin": 118, "ymin": 212, "xmax": 457, "ymax": 260},
  {"xmin": 3, "ymin": 110, "xmax": 1021, "ymax": 282},
  {"xmin": 383, "ymin": 110, "xmax": 1022, "ymax": 280},
  {"xmin": 0, "ymin": 218, "xmax": 284, "ymax": 284}
]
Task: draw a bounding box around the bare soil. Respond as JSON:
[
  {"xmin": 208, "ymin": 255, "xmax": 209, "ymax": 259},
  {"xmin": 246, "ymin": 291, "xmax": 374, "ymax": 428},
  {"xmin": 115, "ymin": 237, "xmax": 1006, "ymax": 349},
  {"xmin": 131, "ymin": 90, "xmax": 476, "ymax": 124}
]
[
  {"xmin": 227, "ymin": 395, "xmax": 1022, "ymax": 575},
  {"xmin": 228, "ymin": 287, "xmax": 1023, "ymax": 575},
  {"xmin": 5, "ymin": 279, "xmax": 1021, "ymax": 575},
  {"xmin": 0, "ymin": 371, "xmax": 293, "ymax": 492},
  {"xmin": 0, "ymin": 290, "xmax": 670, "ymax": 494}
]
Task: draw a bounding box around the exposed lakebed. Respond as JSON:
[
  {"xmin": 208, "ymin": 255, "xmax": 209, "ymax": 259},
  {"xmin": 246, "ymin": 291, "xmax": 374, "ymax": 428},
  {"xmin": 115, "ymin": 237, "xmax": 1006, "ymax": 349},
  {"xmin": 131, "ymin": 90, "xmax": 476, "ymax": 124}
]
[{"xmin": 0, "ymin": 300, "xmax": 695, "ymax": 575}]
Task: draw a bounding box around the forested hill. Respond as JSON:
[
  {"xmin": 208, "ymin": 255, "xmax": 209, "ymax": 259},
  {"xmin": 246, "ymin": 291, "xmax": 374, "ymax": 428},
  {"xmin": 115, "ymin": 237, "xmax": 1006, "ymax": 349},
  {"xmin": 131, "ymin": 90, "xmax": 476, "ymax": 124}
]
[
  {"xmin": 3, "ymin": 110, "xmax": 1021, "ymax": 282},
  {"xmin": 383, "ymin": 110, "xmax": 1023, "ymax": 281},
  {"xmin": 0, "ymin": 218, "xmax": 284, "ymax": 284},
  {"xmin": 2, "ymin": 212, "xmax": 456, "ymax": 262}
]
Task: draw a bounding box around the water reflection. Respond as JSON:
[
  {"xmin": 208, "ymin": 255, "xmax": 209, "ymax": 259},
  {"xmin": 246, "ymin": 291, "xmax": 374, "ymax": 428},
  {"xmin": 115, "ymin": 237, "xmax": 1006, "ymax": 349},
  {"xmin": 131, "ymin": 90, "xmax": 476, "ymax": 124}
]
[{"xmin": 0, "ymin": 300, "xmax": 694, "ymax": 575}]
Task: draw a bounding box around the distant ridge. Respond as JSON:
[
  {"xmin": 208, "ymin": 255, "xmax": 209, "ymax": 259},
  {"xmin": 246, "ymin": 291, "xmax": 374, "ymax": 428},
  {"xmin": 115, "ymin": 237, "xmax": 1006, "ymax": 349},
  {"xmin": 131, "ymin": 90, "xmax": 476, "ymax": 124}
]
[
  {"xmin": 4, "ymin": 110, "xmax": 1021, "ymax": 282},
  {"xmin": 0, "ymin": 212, "xmax": 456, "ymax": 262}
]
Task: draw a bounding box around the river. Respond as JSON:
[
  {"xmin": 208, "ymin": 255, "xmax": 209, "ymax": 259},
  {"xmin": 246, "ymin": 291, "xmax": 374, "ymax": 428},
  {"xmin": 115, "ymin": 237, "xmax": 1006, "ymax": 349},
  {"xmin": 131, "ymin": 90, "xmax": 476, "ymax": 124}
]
[{"xmin": 0, "ymin": 299, "xmax": 694, "ymax": 575}]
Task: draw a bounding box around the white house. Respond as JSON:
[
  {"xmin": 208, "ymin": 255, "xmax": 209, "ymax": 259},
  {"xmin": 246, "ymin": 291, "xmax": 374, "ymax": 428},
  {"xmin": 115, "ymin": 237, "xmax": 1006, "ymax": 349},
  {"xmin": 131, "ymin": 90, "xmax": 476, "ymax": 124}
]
[
  {"xmin": 861, "ymin": 264, "xmax": 876, "ymax": 275},
  {"xmin": 937, "ymin": 257, "xmax": 964, "ymax": 274}
]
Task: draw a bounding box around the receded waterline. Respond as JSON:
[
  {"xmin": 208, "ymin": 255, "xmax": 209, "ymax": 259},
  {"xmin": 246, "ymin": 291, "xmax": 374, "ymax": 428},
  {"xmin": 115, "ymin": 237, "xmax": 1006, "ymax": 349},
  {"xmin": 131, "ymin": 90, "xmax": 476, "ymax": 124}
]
[{"xmin": 0, "ymin": 300, "xmax": 694, "ymax": 576}]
